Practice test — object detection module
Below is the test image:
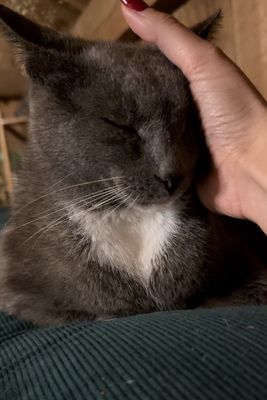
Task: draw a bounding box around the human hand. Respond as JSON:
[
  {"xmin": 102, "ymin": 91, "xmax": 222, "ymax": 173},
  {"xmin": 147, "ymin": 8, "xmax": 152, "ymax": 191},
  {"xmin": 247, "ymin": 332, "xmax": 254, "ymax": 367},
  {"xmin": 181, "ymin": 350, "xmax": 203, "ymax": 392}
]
[{"xmin": 120, "ymin": 0, "xmax": 267, "ymax": 233}]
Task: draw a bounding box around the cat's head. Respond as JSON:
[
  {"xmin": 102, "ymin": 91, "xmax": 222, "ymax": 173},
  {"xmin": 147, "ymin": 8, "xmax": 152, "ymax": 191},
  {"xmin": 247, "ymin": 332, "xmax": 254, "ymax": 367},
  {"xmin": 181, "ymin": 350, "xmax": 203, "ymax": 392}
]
[{"xmin": 0, "ymin": 4, "xmax": 220, "ymax": 210}]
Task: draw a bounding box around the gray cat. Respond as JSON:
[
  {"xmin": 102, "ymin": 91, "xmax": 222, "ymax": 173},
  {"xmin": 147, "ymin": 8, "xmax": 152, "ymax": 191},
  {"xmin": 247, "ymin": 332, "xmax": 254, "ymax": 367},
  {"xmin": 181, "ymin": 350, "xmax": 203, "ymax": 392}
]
[{"xmin": 0, "ymin": 5, "xmax": 266, "ymax": 326}]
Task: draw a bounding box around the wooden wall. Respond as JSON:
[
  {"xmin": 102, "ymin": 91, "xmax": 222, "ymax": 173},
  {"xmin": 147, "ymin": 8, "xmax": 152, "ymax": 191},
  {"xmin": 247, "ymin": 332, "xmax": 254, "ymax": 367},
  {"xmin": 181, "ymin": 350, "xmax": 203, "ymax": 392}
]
[
  {"xmin": 72, "ymin": 0, "xmax": 157, "ymax": 40},
  {"xmin": 174, "ymin": 0, "xmax": 267, "ymax": 99},
  {"xmin": 0, "ymin": 0, "xmax": 89, "ymax": 98}
]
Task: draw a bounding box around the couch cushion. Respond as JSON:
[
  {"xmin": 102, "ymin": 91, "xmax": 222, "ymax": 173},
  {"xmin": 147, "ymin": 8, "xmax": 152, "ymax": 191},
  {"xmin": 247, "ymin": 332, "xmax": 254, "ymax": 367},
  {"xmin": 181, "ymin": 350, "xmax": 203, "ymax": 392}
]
[{"xmin": 1, "ymin": 307, "xmax": 267, "ymax": 400}]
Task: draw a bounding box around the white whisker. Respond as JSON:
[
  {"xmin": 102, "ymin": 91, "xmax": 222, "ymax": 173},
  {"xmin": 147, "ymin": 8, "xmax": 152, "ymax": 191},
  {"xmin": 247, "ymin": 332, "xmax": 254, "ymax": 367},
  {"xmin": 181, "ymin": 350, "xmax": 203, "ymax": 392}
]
[
  {"xmin": 9, "ymin": 175, "xmax": 125, "ymax": 222},
  {"xmin": 20, "ymin": 186, "xmax": 129, "ymax": 249},
  {"xmin": 31, "ymin": 190, "xmax": 127, "ymax": 248},
  {"xmin": 7, "ymin": 185, "xmax": 123, "ymax": 232},
  {"xmin": 20, "ymin": 215, "xmax": 68, "ymax": 250},
  {"xmin": 9, "ymin": 168, "xmax": 78, "ymax": 222},
  {"xmin": 31, "ymin": 216, "xmax": 70, "ymax": 250},
  {"xmin": 125, "ymin": 194, "xmax": 139, "ymax": 212},
  {"xmin": 81, "ymin": 187, "xmax": 130, "ymax": 215},
  {"xmin": 105, "ymin": 193, "xmax": 133, "ymax": 219}
]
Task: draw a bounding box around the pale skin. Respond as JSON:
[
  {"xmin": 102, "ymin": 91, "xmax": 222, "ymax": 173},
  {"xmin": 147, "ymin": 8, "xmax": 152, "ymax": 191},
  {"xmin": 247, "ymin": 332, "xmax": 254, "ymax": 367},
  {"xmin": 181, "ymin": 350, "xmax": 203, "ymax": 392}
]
[{"xmin": 121, "ymin": 4, "xmax": 267, "ymax": 235}]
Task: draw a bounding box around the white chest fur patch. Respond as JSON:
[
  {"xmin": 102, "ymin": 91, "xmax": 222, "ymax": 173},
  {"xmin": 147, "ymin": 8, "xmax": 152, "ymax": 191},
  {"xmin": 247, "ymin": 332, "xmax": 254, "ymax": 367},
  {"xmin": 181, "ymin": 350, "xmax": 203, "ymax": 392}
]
[{"xmin": 68, "ymin": 205, "xmax": 178, "ymax": 282}]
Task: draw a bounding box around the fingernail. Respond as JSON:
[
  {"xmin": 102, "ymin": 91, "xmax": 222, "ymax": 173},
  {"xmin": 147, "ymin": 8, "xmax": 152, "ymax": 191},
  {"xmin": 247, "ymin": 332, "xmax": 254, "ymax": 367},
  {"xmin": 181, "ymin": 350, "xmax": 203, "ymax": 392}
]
[{"xmin": 121, "ymin": 0, "xmax": 148, "ymax": 12}]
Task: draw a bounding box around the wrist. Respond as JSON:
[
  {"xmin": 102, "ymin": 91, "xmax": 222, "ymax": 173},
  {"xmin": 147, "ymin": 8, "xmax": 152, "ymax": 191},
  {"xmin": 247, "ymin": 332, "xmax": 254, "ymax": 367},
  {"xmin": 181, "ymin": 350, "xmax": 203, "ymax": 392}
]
[
  {"xmin": 240, "ymin": 113, "xmax": 267, "ymax": 234},
  {"xmin": 242, "ymin": 173, "xmax": 267, "ymax": 234}
]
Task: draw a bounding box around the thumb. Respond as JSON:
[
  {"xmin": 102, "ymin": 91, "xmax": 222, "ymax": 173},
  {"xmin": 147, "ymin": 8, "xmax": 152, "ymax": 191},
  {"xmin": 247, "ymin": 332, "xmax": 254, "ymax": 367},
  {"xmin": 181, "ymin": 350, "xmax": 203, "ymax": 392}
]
[{"xmin": 120, "ymin": 0, "xmax": 218, "ymax": 80}]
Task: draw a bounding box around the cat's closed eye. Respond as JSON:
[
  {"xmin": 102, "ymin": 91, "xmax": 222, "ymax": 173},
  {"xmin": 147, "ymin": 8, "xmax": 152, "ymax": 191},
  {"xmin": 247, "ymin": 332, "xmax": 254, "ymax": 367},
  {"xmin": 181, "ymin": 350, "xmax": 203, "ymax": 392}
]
[{"xmin": 101, "ymin": 117, "xmax": 141, "ymax": 139}]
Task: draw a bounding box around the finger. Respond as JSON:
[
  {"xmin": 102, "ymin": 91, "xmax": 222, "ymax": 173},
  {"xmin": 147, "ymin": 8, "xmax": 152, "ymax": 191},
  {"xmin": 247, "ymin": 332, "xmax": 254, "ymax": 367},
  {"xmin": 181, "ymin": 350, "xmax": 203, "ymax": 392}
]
[
  {"xmin": 120, "ymin": 2, "xmax": 218, "ymax": 79},
  {"xmin": 121, "ymin": 2, "xmax": 265, "ymax": 107}
]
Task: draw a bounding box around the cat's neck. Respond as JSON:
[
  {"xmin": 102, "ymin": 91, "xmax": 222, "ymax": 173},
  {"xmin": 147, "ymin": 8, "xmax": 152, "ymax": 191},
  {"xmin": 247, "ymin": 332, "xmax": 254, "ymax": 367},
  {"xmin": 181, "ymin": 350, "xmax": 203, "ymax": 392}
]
[{"xmin": 68, "ymin": 203, "xmax": 179, "ymax": 283}]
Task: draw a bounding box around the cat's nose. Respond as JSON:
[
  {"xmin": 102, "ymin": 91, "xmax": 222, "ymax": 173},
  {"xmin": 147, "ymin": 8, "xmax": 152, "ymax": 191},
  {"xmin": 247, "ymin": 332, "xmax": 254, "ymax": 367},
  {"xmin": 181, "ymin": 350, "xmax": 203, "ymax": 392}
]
[
  {"xmin": 155, "ymin": 174, "xmax": 183, "ymax": 195},
  {"xmin": 164, "ymin": 176, "xmax": 183, "ymax": 195}
]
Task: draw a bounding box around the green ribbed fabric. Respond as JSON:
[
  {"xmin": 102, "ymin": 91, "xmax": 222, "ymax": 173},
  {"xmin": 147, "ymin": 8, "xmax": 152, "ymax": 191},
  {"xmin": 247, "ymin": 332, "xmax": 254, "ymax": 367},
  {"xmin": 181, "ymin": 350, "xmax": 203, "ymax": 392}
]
[{"xmin": 1, "ymin": 307, "xmax": 267, "ymax": 400}]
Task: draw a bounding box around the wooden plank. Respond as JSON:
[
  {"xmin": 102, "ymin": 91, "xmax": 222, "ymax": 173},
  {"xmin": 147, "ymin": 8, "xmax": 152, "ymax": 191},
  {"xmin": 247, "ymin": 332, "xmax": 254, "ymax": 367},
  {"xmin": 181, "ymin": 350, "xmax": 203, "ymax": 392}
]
[
  {"xmin": 73, "ymin": 0, "xmax": 189, "ymax": 41},
  {"xmin": 173, "ymin": 0, "xmax": 236, "ymax": 62},
  {"xmin": 0, "ymin": 68, "xmax": 28, "ymax": 98},
  {"xmin": 154, "ymin": 0, "xmax": 189, "ymax": 13},
  {"xmin": 0, "ymin": 116, "xmax": 28, "ymax": 126},
  {"xmin": 175, "ymin": 0, "xmax": 267, "ymax": 99},
  {"xmin": 72, "ymin": 0, "xmax": 156, "ymax": 40},
  {"xmin": 66, "ymin": 0, "xmax": 91, "ymax": 13},
  {"xmin": 0, "ymin": 0, "xmax": 90, "ymax": 98},
  {"xmin": 72, "ymin": 0, "xmax": 120, "ymax": 39},
  {"xmin": 0, "ymin": 0, "xmax": 89, "ymax": 30},
  {"xmin": 232, "ymin": 0, "xmax": 267, "ymax": 99},
  {"xmin": 5, "ymin": 125, "xmax": 27, "ymax": 142},
  {"xmin": 119, "ymin": 0, "xmax": 189, "ymax": 42},
  {"xmin": 72, "ymin": 0, "xmax": 233, "ymax": 49}
]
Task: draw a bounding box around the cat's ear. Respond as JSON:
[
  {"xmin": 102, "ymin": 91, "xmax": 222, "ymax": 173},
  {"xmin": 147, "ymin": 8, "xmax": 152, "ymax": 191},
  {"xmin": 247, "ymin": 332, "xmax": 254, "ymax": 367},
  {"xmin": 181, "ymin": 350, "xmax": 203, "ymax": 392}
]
[
  {"xmin": 0, "ymin": 4, "xmax": 70, "ymax": 52},
  {"xmin": 192, "ymin": 10, "xmax": 222, "ymax": 40},
  {"xmin": 0, "ymin": 4, "xmax": 82, "ymax": 81}
]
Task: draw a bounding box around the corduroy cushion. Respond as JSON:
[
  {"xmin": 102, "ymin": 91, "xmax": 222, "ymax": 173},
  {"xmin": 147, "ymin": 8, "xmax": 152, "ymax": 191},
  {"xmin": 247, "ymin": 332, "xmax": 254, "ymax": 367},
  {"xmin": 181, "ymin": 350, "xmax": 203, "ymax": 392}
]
[{"xmin": 1, "ymin": 307, "xmax": 267, "ymax": 400}]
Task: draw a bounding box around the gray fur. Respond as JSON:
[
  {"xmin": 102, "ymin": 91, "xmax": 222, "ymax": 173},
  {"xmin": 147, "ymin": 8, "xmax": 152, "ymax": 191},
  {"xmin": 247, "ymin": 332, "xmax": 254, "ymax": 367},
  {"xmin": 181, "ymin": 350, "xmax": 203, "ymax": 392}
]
[{"xmin": 0, "ymin": 5, "xmax": 266, "ymax": 326}]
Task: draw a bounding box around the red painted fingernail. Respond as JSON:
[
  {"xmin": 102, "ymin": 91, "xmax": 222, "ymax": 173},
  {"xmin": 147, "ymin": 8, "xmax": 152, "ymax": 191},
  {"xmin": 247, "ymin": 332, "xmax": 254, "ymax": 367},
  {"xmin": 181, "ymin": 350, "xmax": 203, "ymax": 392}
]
[{"xmin": 121, "ymin": 0, "xmax": 148, "ymax": 12}]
